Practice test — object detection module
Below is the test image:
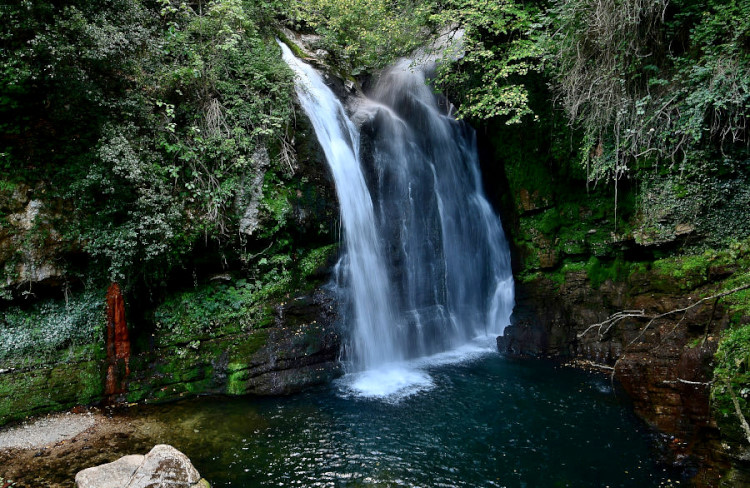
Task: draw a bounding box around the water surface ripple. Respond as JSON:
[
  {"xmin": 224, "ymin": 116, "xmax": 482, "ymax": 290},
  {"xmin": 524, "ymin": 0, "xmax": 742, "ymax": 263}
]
[{"xmin": 124, "ymin": 355, "xmax": 670, "ymax": 487}]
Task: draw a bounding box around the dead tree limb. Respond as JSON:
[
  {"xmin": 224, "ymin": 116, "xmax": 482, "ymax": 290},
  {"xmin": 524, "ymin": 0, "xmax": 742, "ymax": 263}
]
[
  {"xmin": 661, "ymin": 378, "xmax": 712, "ymax": 386},
  {"xmin": 578, "ymin": 283, "xmax": 750, "ymax": 343},
  {"xmin": 577, "ymin": 283, "xmax": 750, "ymax": 382},
  {"xmin": 577, "ymin": 310, "xmax": 645, "ymax": 339}
]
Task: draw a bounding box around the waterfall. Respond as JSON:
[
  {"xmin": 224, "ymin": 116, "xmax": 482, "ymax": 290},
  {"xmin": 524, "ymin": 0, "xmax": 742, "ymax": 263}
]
[{"xmin": 279, "ymin": 42, "xmax": 514, "ymax": 397}]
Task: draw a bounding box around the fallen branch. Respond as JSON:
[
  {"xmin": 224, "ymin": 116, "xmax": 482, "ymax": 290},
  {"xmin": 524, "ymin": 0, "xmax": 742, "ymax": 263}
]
[
  {"xmin": 629, "ymin": 283, "xmax": 750, "ymax": 347},
  {"xmin": 662, "ymin": 378, "xmax": 712, "ymax": 386},
  {"xmin": 579, "ymin": 283, "xmax": 750, "ymax": 343},
  {"xmin": 577, "ymin": 310, "xmax": 645, "ymax": 339},
  {"xmin": 581, "ymin": 282, "xmax": 750, "ymax": 383},
  {"xmin": 567, "ymin": 359, "xmax": 615, "ymax": 371}
]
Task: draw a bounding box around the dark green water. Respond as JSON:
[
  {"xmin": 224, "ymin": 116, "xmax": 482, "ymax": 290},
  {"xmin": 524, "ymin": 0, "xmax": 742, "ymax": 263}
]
[{"xmin": 120, "ymin": 353, "xmax": 674, "ymax": 487}]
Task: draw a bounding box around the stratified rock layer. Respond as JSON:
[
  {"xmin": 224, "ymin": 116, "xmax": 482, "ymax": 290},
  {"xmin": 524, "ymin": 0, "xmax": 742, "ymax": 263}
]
[
  {"xmin": 0, "ymin": 286, "xmax": 341, "ymax": 426},
  {"xmin": 125, "ymin": 289, "xmax": 342, "ymax": 403},
  {"xmin": 498, "ymin": 269, "xmax": 738, "ymax": 485}
]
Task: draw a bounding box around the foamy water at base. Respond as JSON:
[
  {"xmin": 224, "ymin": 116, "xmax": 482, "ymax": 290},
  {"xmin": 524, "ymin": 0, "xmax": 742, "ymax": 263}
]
[{"xmin": 336, "ymin": 337, "xmax": 503, "ymax": 401}]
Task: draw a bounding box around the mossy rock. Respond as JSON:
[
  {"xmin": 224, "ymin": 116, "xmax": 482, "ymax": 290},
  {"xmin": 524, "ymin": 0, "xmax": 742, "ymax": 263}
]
[
  {"xmin": 712, "ymin": 322, "xmax": 750, "ymax": 447},
  {"xmin": 0, "ymin": 359, "xmax": 105, "ymax": 425}
]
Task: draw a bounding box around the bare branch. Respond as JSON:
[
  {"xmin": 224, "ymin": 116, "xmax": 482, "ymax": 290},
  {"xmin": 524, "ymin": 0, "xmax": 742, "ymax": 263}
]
[
  {"xmin": 628, "ymin": 283, "xmax": 750, "ymax": 347},
  {"xmin": 579, "ymin": 283, "xmax": 750, "ymax": 343},
  {"xmin": 662, "ymin": 378, "xmax": 712, "ymax": 386},
  {"xmin": 577, "ymin": 283, "xmax": 750, "ymax": 384},
  {"xmin": 577, "ymin": 310, "xmax": 645, "ymax": 339}
]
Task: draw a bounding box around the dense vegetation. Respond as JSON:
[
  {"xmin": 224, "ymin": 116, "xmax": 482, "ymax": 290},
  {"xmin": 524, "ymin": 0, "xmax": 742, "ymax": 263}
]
[
  {"xmin": 293, "ymin": 0, "xmax": 750, "ymax": 243},
  {"xmin": 1, "ymin": 0, "xmax": 749, "ymax": 464},
  {"xmin": 1, "ymin": 0, "xmax": 298, "ymax": 290},
  {"xmin": 288, "ymin": 0, "xmax": 750, "ymax": 461},
  {"xmin": 3, "ymin": 0, "xmax": 747, "ymax": 289},
  {"xmin": 0, "ymin": 1, "xmax": 334, "ymax": 414}
]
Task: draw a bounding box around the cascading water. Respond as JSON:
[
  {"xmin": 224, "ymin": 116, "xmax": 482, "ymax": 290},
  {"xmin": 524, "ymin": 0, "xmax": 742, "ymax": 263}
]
[
  {"xmin": 279, "ymin": 42, "xmax": 514, "ymax": 398},
  {"xmin": 277, "ymin": 43, "xmax": 401, "ymax": 370}
]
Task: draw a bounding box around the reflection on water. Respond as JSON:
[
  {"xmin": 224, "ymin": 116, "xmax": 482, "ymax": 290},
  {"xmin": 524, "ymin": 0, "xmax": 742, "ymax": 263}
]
[{"xmin": 108, "ymin": 354, "xmax": 671, "ymax": 488}]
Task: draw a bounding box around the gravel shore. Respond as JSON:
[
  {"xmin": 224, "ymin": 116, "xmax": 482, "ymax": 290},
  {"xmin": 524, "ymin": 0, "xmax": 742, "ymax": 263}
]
[
  {"xmin": 0, "ymin": 406, "xmax": 169, "ymax": 487},
  {"xmin": 0, "ymin": 412, "xmax": 97, "ymax": 450}
]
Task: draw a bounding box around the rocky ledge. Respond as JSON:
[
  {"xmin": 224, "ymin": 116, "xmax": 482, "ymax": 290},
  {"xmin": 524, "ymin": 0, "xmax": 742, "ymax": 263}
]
[
  {"xmin": 123, "ymin": 288, "xmax": 343, "ymax": 404},
  {"xmin": 0, "ymin": 286, "xmax": 342, "ymax": 426},
  {"xmin": 498, "ymin": 266, "xmax": 748, "ymax": 486}
]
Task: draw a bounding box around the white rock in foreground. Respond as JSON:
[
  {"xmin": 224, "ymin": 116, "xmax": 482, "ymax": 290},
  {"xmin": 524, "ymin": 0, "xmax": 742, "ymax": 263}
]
[
  {"xmin": 75, "ymin": 444, "xmax": 210, "ymax": 488},
  {"xmin": 75, "ymin": 455, "xmax": 144, "ymax": 488}
]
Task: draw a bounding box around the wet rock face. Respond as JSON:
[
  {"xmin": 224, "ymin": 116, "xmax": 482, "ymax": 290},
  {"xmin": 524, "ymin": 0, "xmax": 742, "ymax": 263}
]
[
  {"xmin": 216, "ymin": 289, "xmax": 343, "ymax": 397},
  {"xmin": 235, "ymin": 147, "xmax": 271, "ymax": 237},
  {"xmin": 0, "ymin": 185, "xmax": 74, "ymax": 293},
  {"xmin": 106, "ymin": 282, "xmax": 131, "ymax": 400},
  {"xmin": 0, "ymin": 279, "xmax": 341, "ymax": 426},
  {"xmin": 517, "ymin": 188, "xmax": 551, "ymax": 213},
  {"xmin": 124, "ymin": 288, "xmax": 341, "ymax": 403},
  {"xmin": 75, "ymin": 445, "xmax": 209, "ymax": 488},
  {"xmin": 498, "ymin": 272, "xmax": 729, "ymax": 483}
]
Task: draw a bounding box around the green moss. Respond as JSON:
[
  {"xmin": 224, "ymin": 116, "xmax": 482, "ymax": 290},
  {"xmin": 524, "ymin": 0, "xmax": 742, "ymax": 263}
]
[
  {"xmin": 227, "ymin": 369, "xmax": 250, "ymax": 396},
  {"xmin": 0, "ymin": 359, "xmax": 105, "ymax": 425},
  {"xmin": 585, "ymin": 256, "xmax": 628, "ymax": 288},
  {"xmin": 229, "ymin": 329, "xmax": 270, "ymax": 359},
  {"xmin": 275, "ymin": 30, "xmax": 307, "ymax": 59},
  {"xmin": 503, "ymin": 158, "xmax": 555, "ymax": 212},
  {"xmin": 514, "ymin": 186, "xmax": 637, "ymax": 273},
  {"xmin": 651, "ymin": 252, "xmax": 715, "ymax": 290},
  {"xmin": 0, "ymin": 288, "xmax": 110, "ymax": 426},
  {"xmin": 726, "ymin": 288, "xmax": 750, "ymax": 318},
  {"xmin": 521, "ymin": 209, "xmax": 562, "ymax": 237},
  {"xmin": 297, "ymin": 243, "xmax": 338, "ymax": 277},
  {"xmin": 126, "ymin": 354, "xmax": 217, "ymax": 404},
  {"xmin": 517, "ymin": 270, "xmax": 543, "ymax": 284},
  {"xmin": 711, "ymin": 322, "xmax": 750, "ymax": 445},
  {"xmin": 154, "ymin": 244, "xmax": 336, "ymax": 347},
  {"xmin": 719, "ymin": 242, "xmax": 750, "ymax": 317},
  {"xmin": 125, "ymin": 322, "xmax": 275, "ymax": 404},
  {"xmin": 647, "ymin": 239, "xmax": 750, "ymax": 295}
]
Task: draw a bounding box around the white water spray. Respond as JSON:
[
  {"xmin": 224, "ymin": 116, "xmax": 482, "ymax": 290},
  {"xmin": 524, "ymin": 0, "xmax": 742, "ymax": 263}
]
[{"xmin": 279, "ymin": 42, "xmax": 514, "ymax": 399}]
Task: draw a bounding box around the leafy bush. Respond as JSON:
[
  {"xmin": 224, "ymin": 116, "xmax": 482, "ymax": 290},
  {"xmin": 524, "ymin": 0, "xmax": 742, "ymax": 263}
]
[
  {"xmin": 290, "ymin": 0, "xmax": 433, "ymax": 74},
  {"xmin": 545, "ymin": 0, "xmax": 750, "ymax": 210},
  {"xmin": 1, "ymin": 0, "xmax": 298, "ymax": 285},
  {"xmin": 431, "ymin": 0, "xmax": 544, "ymax": 123},
  {"xmin": 153, "ymin": 244, "xmax": 337, "ymax": 345},
  {"xmin": 0, "ymin": 289, "xmax": 105, "ymax": 368}
]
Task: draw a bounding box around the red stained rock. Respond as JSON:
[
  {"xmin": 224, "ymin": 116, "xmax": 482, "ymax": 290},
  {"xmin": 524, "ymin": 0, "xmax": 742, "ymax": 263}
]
[{"xmin": 105, "ymin": 282, "xmax": 130, "ymax": 399}]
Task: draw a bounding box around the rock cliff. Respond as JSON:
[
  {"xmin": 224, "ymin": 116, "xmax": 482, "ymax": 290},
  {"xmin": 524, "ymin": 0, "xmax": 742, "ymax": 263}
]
[{"xmin": 498, "ymin": 239, "xmax": 750, "ymax": 485}]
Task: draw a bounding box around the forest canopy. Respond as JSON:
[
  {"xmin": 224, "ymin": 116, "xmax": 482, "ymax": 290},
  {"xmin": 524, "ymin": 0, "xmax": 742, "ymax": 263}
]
[
  {"xmin": 1, "ymin": 0, "xmax": 748, "ymax": 288},
  {"xmin": 292, "ymin": 0, "xmax": 749, "ymax": 244},
  {"xmin": 1, "ymin": 0, "xmax": 296, "ymax": 285}
]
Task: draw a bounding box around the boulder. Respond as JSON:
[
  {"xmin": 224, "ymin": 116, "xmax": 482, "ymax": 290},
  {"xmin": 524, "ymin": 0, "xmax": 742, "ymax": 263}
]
[
  {"xmin": 75, "ymin": 445, "xmax": 209, "ymax": 488},
  {"xmin": 75, "ymin": 455, "xmax": 144, "ymax": 488}
]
